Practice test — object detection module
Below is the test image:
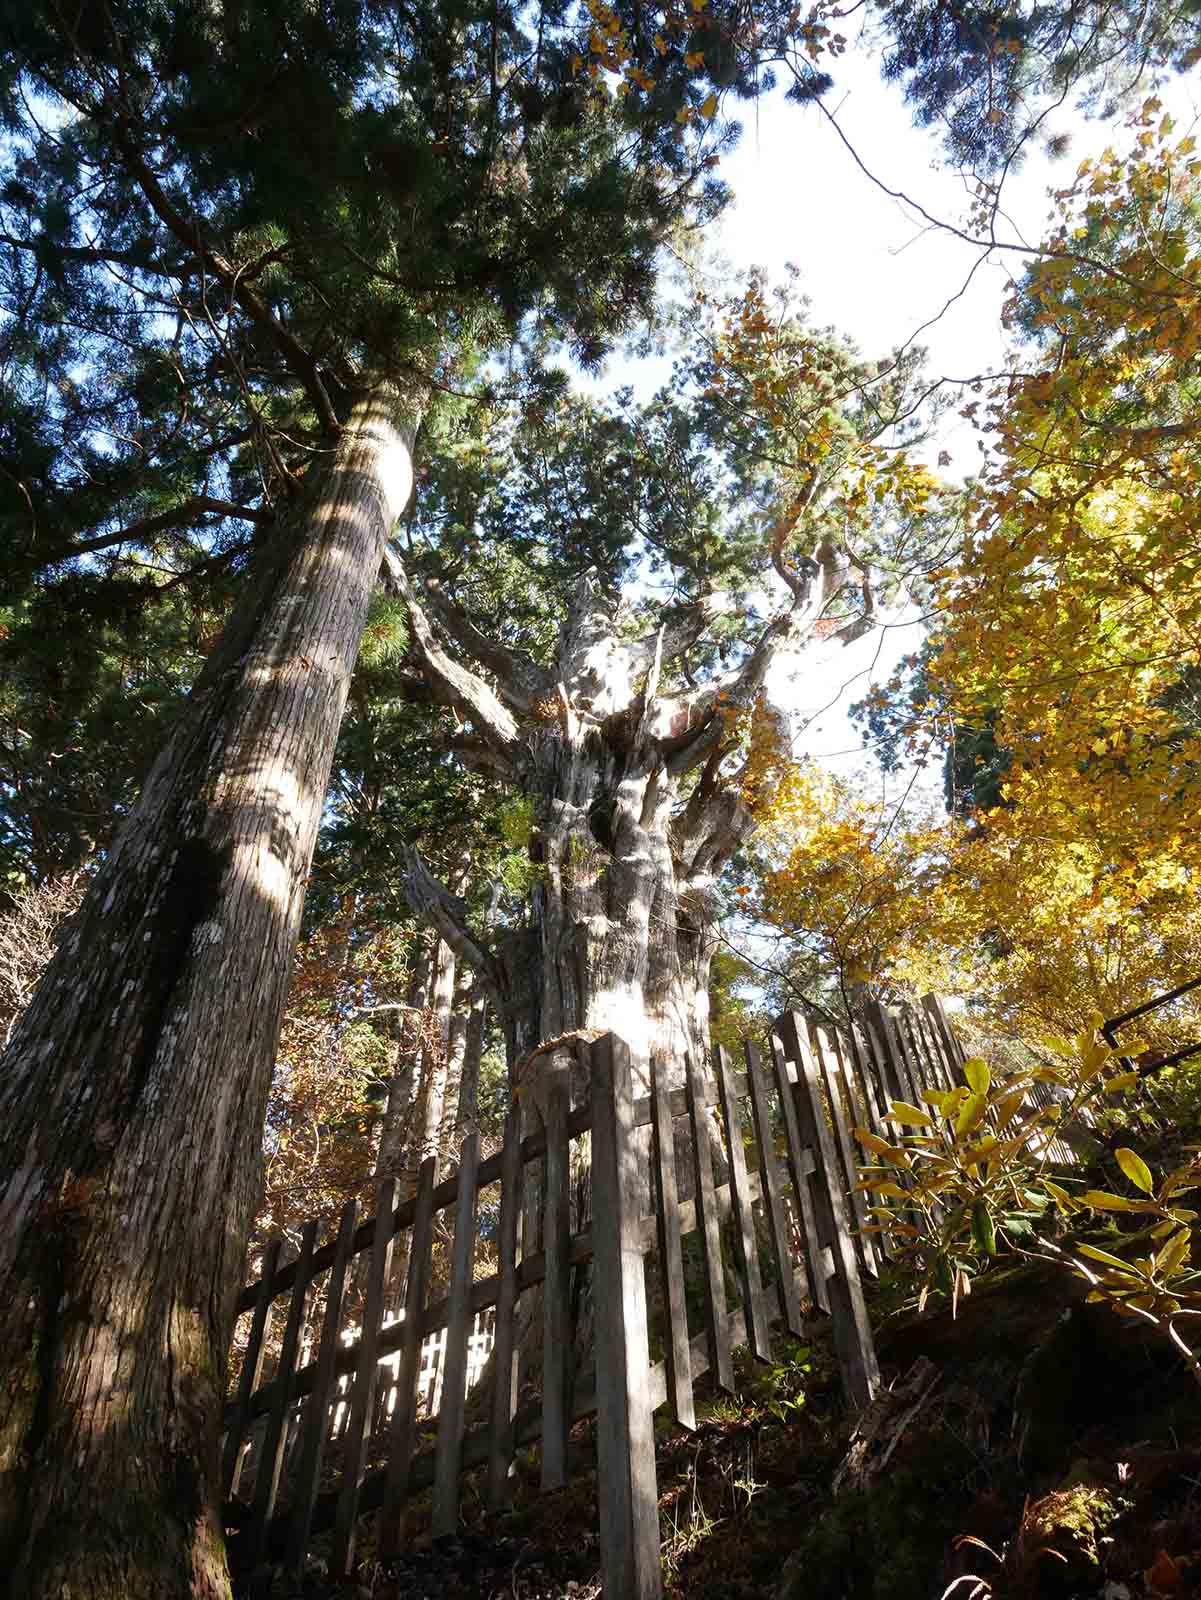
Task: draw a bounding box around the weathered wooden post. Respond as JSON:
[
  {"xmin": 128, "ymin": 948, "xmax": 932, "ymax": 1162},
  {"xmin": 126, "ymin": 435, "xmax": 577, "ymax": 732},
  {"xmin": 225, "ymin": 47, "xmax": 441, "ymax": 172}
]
[
  {"xmin": 590, "ymin": 1034, "xmax": 663, "ymax": 1600},
  {"xmin": 775, "ymin": 1012, "xmax": 880, "ymax": 1409},
  {"xmin": 540, "ymin": 1064, "xmax": 573, "ymax": 1489}
]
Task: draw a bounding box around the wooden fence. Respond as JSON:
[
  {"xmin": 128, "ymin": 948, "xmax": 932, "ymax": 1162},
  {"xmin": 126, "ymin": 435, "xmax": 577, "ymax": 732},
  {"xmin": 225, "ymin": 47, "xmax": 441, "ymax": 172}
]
[{"xmin": 222, "ymin": 994, "xmax": 969, "ymax": 1596}]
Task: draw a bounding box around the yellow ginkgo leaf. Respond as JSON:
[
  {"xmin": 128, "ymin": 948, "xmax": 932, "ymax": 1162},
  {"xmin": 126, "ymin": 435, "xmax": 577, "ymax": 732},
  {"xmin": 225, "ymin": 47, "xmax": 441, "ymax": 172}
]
[{"xmin": 699, "ymin": 92, "xmax": 717, "ymax": 120}]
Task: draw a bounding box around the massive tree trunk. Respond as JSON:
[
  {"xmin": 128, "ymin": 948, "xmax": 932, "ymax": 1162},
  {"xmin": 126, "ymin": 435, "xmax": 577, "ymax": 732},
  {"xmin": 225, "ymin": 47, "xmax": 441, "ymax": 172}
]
[
  {"xmin": 391, "ymin": 554, "xmax": 879, "ymax": 1408},
  {"xmin": 0, "ymin": 387, "xmax": 419, "ymax": 1599},
  {"xmin": 504, "ymin": 727, "xmax": 718, "ymax": 1099},
  {"xmin": 392, "ymin": 569, "xmax": 817, "ymax": 1101}
]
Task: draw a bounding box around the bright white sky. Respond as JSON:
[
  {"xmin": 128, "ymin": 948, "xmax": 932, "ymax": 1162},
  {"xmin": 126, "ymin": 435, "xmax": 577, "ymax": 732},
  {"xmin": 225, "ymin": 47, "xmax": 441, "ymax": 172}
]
[{"xmin": 700, "ymin": 47, "xmax": 1201, "ymax": 796}]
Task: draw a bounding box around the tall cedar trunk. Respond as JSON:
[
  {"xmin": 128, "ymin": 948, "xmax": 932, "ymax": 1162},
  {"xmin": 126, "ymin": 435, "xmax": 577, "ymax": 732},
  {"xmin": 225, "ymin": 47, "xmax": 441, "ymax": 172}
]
[
  {"xmin": 411, "ymin": 939, "xmax": 455, "ymax": 1181},
  {"xmin": 455, "ymin": 977, "xmax": 488, "ymax": 1130},
  {"xmin": 530, "ymin": 729, "xmax": 714, "ymax": 1094},
  {"xmin": 439, "ymin": 965, "xmax": 473, "ymax": 1162},
  {"xmin": 372, "ymin": 941, "xmax": 432, "ymax": 1182},
  {"xmin": 0, "ymin": 387, "xmax": 419, "ymax": 1599},
  {"xmin": 505, "ymin": 724, "xmax": 719, "ymax": 1386}
]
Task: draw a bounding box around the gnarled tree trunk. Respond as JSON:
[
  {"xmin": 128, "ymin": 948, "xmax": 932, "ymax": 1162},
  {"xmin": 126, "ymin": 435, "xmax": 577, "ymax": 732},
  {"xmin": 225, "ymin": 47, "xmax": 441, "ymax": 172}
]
[
  {"xmin": 394, "ymin": 572, "xmax": 803, "ymax": 1101},
  {"xmin": 391, "ymin": 554, "xmax": 880, "ymax": 1413},
  {"xmin": 0, "ymin": 387, "xmax": 419, "ymax": 1600}
]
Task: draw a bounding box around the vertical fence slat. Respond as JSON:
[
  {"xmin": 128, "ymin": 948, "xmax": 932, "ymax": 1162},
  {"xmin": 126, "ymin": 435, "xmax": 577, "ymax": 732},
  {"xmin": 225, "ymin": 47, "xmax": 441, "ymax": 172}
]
[
  {"xmin": 767, "ymin": 1033, "xmax": 825, "ymax": 1311},
  {"xmin": 846, "ymin": 1021, "xmax": 896, "ymax": 1262},
  {"xmin": 332, "ymin": 1178, "xmax": 396, "ymax": 1577},
  {"xmin": 901, "ymin": 1002, "xmax": 939, "ymax": 1092},
  {"xmin": 651, "ymin": 1054, "xmax": 695, "ymax": 1429},
  {"xmin": 591, "ymin": 1035, "xmax": 663, "ymax": 1600},
  {"xmin": 379, "ymin": 1156, "xmax": 436, "ymax": 1561},
  {"xmin": 432, "ymin": 1131, "xmax": 482, "ymax": 1536},
  {"xmin": 715, "ymin": 1043, "xmax": 772, "ymax": 1362},
  {"xmin": 686, "ymin": 1049, "xmax": 734, "ymax": 1393},
  {"xmin": 488, "ymin": 1107, "xmax": 523, "ymax": 1505},
  {"xmin": 224, "ymin": 1237, "xmax": 282, "ymax": 1500},
  {"xmin": 866, "ymin": 1003, "xmax": 931, "ymax": 1237},
  {"xmin": 287, "ymin": 1200, "xmax": 357, "ymax": 1574},
  {"xmin": 926, "ymin": 993, "xmax": 967, "ymax": 1072},
  {"xmin": 897, "ymin": 1006, "xmax": 936, "ymax": 1102},
  {"xmin": 540, "ymin": 1066, "xmax": 573, "ymax": 1490},
  {"xmin": 863, "ymin": 1002, "xmax": 906, "ymax": 1105},
  {"xmin": 842, "ymin": 1023, "xmax": 894, "ymax": 1266},
  {"xmin": 911, "ymin": 1002, "xmax": 954, "ymax": 1094},
  {"xmin": 879, "ymin": 1003, "xmax": 922, "ymax": 1108},
  {"xmin": 844, "ymin": 1019, "xmax": 887, "ymax": 1130},
  {"xmin": 247, "ymin": 1218, "xmax": 318, "ymax": 1566},
  {"xmin": 894, "ymin": 1008, "xmax": 950, "ymax": 1224},
  {"xmin": 776, "ymin": 1013, "xmax": 879, "ymax": 1408},
  {"xmin": 855, "ymin": 1011, "xmax": 895, "ymax": 1129},
  {"xmin": 819, "ymin": 1027, "xmax": 881, "ymax": 1278},
  {"xmin": 744, "ymin": 1039, "xmax": 804, "ymax": 1338},
  {"xmin": 913, "ymin": 995, "xmax": 954, "ymax": 1091}
]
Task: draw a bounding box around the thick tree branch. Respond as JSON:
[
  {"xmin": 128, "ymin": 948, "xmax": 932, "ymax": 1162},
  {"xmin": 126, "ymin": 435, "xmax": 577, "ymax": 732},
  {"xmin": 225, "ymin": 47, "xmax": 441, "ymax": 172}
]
[
  {"xmin": 0, "ymin": 231, "xmax": 175, "ymax": 276},
  {"xmin": 422, "ymin": 574, "xmax": 552, "ymax": 713},
  {"xmin": 633, "ymin": 592, "xmax": 729, "ymax": 669},
  {"xmin": 677, "ymin": 778, "xmax": 751, "ymax": 886},
  {"xmin": 663, "ymin": 605, "xmax": 802, "ymax": 777},
  {"xmin": 380, "ymin": 546, "xmax": 523, "ymax": 758},
  {"xmin": 38, "ymin": 496, "xmax": 275, "ymax": 566},
  {"xmin": 634, "ymin": 623, "xmax": 665, "ymax": 749},
  {"xmin": 442, "ymin": 732, "xmax": 519, "ymax": 781},
  {"xmin": 831, "ymin": 577, "xmax": 878, "ymax": 645},
  {"xmin": 400, "ymin": 846, "xmax": 504, "ymax": 1006}
]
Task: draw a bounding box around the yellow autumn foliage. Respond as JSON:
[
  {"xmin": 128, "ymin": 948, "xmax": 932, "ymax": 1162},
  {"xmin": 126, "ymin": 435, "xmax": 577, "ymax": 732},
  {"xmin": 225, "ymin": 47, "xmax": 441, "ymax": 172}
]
[{"xmin": 756, "ymin": 113, "xmax": 1201, "ymax": 1056}]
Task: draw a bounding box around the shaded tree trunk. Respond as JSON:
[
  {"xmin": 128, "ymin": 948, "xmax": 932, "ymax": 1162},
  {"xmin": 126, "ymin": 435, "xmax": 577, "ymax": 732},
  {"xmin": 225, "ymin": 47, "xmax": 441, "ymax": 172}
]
[
  {"xmin": 0, "ymin": 387, "xmax": 419, "ymax": 1599},
  {"xmin": 454, "ymin": 975, "xmax": 489, "ymax": 1130},
  {"xmin": 372, "ymin": 938, "xmax": 432, "ymax": 1182},
  {"xmin": 411, "ymin": 938, "xmax": 455, "ymax": 1180},
  {"xmin": 439, "ymin": 964, "xmax": 473, "ymax": 1159}
]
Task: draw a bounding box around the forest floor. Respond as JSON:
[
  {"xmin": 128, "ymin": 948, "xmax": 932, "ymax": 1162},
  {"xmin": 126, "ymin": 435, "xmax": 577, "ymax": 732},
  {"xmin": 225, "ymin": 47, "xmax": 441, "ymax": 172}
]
[{"xmin": 260, "ymin": 1254, "xmax": 1201, "ymax": 1600}]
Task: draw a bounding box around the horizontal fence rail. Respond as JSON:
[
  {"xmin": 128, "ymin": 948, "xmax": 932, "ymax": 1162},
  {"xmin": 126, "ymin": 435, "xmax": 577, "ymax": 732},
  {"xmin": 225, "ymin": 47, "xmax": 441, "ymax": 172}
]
[{"xmin": 224, "ymin": 993, "xmax": 991, "ymax": 1595}]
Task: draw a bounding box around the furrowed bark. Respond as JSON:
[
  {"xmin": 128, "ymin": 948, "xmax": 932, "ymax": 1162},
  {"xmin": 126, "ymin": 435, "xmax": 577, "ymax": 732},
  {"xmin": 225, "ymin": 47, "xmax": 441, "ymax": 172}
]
[
  {"xmin": 412, "ymin": 940, "xmax": 456, "ymax": 1182},
  {"xmin": 0, "ymin": 385, "xmax": 420, "ymax": 1599}
]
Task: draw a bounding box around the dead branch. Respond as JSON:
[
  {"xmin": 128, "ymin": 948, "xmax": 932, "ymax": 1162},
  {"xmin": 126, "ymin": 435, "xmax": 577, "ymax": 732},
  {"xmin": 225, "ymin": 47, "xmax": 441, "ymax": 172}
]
[{"xmin": 381, "ymin": 546, "xmax": 522, "ymax": 760}]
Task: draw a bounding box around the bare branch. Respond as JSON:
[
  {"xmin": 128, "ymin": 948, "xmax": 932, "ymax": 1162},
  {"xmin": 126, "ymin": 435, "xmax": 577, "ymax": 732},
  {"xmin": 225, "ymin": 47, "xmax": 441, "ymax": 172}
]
[
  {"xmin": 400, "ymin": 846, "xmax": 504, "ymax": 1006},
  {"xmin": 380, "ymin": 547, "xmax": 523, "ymax": 759}
]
